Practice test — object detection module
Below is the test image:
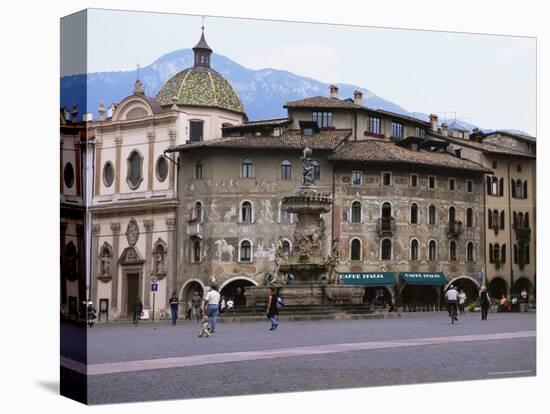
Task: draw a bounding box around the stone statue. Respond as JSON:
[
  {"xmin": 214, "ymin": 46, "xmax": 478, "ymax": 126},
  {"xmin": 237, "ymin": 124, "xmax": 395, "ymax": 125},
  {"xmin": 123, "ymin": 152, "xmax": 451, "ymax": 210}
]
[
  {"xmin": 100, "ymin": 254, "xmax": 111, "ymax": 277},
  {"xmin": 155, "ymin": 251, "xmax": 165, "ymax": 274},
  {"xmin": 301, "ymin": 146, "xmax": 315, "ymax": 187},
  {"xmin": 326, "ymin": 238, "xmax": 341, "ymax": 285}
]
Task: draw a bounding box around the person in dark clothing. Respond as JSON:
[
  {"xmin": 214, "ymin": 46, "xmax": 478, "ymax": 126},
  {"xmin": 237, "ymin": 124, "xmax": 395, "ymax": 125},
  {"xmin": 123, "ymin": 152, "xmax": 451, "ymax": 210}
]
[
  {"xmin": 266, "ymin": 288, "xmax": 280, "ymax": 331},
  {"xmin": 480, "ymin": 286, "xmax": 491, "ymax": 321},
  {"xmin": 168, "ymin": 292, "xmax": 180, "ymax": 326},
  {"xmin": 132, "ymin": 296, "xmax": 143, "ymax": 326}
]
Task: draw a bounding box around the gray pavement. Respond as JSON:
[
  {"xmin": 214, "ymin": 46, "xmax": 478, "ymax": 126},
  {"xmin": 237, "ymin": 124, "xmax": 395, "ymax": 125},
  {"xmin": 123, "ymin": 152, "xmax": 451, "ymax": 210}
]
[{"xmin": 71, "ymin": 312, "xmax": 536, "ymax": 404}]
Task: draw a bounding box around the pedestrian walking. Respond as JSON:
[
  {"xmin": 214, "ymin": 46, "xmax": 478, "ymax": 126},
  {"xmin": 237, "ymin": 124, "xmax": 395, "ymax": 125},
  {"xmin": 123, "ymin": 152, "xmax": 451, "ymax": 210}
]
[
  {"xmin": 203, "ymin": 286, "xmax": 221, "ymax": 333},
  {"xmin": 458, "ymin": 289, "xmax": 467, "ymax": 315},
  {"xmin": 197, "ymin": 315, "xmax": 210, "ymax": 337},
  {"xmin": 168, "ymin": 292, "xmax": 180, "ymax": 326},
  {"xmin": 266, "ymin": 288, "xmax": 280, "ymax": 331},
  {"xmin": 520, "ymin": 288, "xmax": 529, "ymax": 312},
  {"xmin": 132, "ymin": 296, "xmax": 143, "ymax": 326},
  {"xmin": 191, "ymin": 291, "xmax": 202, "ymax": 322},
  {"xmin": 480, "ymin": 286, "xmax": 491, "ymax": 321}
]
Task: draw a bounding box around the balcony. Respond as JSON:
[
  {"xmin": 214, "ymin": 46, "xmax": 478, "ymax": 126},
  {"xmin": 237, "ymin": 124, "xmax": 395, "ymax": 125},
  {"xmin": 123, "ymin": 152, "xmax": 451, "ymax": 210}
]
[
  {"xmin": 377, "ymin": 217, "xmax": 396, "ymax": 237},
  {"xmin": 447, "ymin": 220, "xmax": 464, "ymax": 238},
  {"xmin": 514, "ymin": 227, "xmax": 531, "ymax": 244},
  {"xmin": 187, "ymin": 220, "xmax": 202, "ymax": 239}
]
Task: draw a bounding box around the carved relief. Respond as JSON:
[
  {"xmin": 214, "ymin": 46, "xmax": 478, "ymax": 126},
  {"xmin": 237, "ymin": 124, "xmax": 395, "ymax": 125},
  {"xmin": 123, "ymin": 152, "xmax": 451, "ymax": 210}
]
[
  {"xmin": 126, "ymin": 219, "xmax": 139, "ymax": 246},
  {"xmin": 214, "ymin": 239, "xmax": 235, "ymax": 262}
]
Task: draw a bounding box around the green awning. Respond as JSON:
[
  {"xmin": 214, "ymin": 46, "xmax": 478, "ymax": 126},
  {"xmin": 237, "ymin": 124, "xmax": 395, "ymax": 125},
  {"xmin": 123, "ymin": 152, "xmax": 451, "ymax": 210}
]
[
  {"xmin": 339, "ymin": 272, "xmax": 396, "ymax": 286},
  {"xmin": 400, "ymin": 272, "xmax": 447, "ymax": 285}
]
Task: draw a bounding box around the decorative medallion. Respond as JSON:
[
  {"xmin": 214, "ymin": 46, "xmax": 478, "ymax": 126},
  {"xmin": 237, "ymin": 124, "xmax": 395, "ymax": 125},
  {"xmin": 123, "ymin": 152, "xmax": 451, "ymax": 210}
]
[{"xmin": 126, "ymin": 219, "xmax": 139, "ymax": 247}]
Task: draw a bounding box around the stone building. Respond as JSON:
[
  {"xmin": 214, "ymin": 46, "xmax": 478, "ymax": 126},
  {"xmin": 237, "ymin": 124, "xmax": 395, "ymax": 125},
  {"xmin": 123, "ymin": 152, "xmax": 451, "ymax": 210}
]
[{"xmin": 86, "ymin": 29, "xmax": 246, "ymax": 320}]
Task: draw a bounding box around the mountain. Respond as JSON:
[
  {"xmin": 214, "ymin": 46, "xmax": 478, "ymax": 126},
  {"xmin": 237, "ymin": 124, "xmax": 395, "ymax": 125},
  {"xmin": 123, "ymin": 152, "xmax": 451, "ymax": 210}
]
[{"xmin": 61, "ymin": 49, "xmax": 416, "ymax": 122}]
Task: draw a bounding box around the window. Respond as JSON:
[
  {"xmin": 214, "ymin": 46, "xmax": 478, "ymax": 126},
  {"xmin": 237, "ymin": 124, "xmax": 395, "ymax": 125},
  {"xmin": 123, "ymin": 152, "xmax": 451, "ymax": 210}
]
[
  {"xmin": 156, "ymin": 156, "xmax": 168, "ymax": 182},
  {"xmin": 391, "ymin": 122, "xmax": 403, "ymax": 139},
  {"xmin": 488, "ymin": 209, "xmax": 493, "ymax": 229},
  {"xmin": 467, "ymin": 242, "xmax": 474, "ymax": 262},
  {"xmin": 241, "ymin": 201, "xmax": 253, "ymax": 224},
  {"xmin": 193, "ymin": 240, "xmax": 201, "ymax": 262},
  {"xmin": 281, "ymin": 160, "xmax": 292, "ymax": 180},
  {"xmin": 189, "ymin": 120, "xmax": 204, "ymax": 142},
  {"xmin": 193, "ymin": 201, "xmax": 203, "ymax": 222},
  {"xmin": 491, "ymin": 177, "xmax": 498, "ymax": 195},
  {"xmin": 352, "ymin": 171, "xmax": 362, "ymax": 186},
  {"xmin": 195, "ymin": 160, "xmax": 203, "ymax": 179},
  {"xmin": 501, "ymin": 244, "xmax": 506, "ymax": 264},
  {"xmin": 466, "ymin": 208, "xmax": 473, "ymax": 228},
  {"xmin": 511, "ymin": 179, "xmax": 516, "ymax": 198},
  {"xmin": 428, "ymin": 240, "xmax": 437, "ymax": 261},
  {"xmin": 524, "ymin": 181, "xmax": 528, "ymax": 199},
  {"xmin": 411, "ymin": 239, "xmax": 419, "ymax": 261},
  {"xmin": 466, "ymin": 180, "xmax": 473, "ymax": 193},
  {"xmin": 415, "ymin": 127, "xmax": 425, "ymax": 138},
  {"xmin": 63, "ymin": 162, "xmax": 74, "ymax": 188},
  {"xmin": 428, "ymin": 205, "xmax": 436, "ymax": 225},
  {"xmin": 515, "ymin": 180, "xmax": 523, "ymax": 199},
  {"xmin": 493, "ymin": 244, "xmax": 500, "ymax": 263},
  {"xmin": 410, "ymin": 174, "xmax": 418, "ymax": 188},
  {"xmin": 492, "ymin": 160, "xmax": 497, "ymax": 169},
  {"xmin": 282, "ymin": 239, "xmax": 292, "ymax": 254},
  {"xmin": 410, "ymin": 203, "xmax": 418, "ymax": 224},
  {"xmin": 368, "ymin": 117, "xmax": 381, "ymax": 134},
  {"xmin": 103, "ymin": 162, "xmax": 114, "ymax": 187},
  {"xmin": 428, "ymin": 176, "xmax": 436, "ymax": 189},
  {"xmin": 382, "ymin": 172, "xmax": 392, "ymax": 186},
  {"xmin": 242, "ymin": 159, "xmax": 254, "ymax": 178},
  {"xmin": 313, "ymin": 111, "xmax": 333, "ymax": 128},
  {"xmin": 313, "ymin": 160, "xmax": 321, "ymax": 180},
  {"xmin": 489, "ymin": 243, "xmax": 494, "ymax": 263},
  {"xmin": 351, "ymin": 201, "xmax": 362, "ymax": 223},
  {"xmin": 517, "ymin": 165, "xmax": 522, "ymax": 173},
  {"xmin": 449, "ymin": 178, "xmax": 456, "ymax": 191},
  {"xmin": 514, "ymin": 244, "xmax": 518, "ymax": 264},
  {"xmin": 381, "ymin": 239, "xmax": 392, "ymax": 260},
  {"xmin": 351, "ymin": 239, "xmax": 362, "ymax": 261},
  {"xmin": 239, "ymin": 240, "xmax": 252, "ymax": 262},
  {"xmin": 127, "ymin": 150, "xmax": 143, "ymax": 189},
  {"xmin": 450, "ymin": 241, "xmax": 457, "ymax": 261},
  {"xmin": 449, "ymin": 206, "xmax": 456, "ymax": 223},
  {"xmin": 500, "ymin": 211, "xmax": 505, "ymax": 230},
  {"xmin": 499, "ymin": 178, "xmax": 504, "ymax": 197}
]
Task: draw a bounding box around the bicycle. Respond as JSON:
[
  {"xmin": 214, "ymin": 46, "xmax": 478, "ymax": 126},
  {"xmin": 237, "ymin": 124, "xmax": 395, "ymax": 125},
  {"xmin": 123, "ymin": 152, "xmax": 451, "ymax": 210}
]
[{"xmin": 447, "ymin": 300, "xmax": 458, "ymax": 324}]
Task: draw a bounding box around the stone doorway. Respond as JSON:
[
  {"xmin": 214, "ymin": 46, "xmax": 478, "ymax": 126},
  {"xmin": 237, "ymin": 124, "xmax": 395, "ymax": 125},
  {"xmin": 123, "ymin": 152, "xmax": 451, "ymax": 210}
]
[{"xmin": 126, "ymin": 273, "xmax": 140, "ymax": 316}]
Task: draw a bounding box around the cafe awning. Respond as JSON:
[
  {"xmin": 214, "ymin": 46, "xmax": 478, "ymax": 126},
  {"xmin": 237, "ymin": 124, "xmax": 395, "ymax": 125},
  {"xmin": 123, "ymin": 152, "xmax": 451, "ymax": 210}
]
[
  {"xmin": 400, "ymin": 272, "xmax": 448, "ymax": 286},
  {"xmin": 339, "ymin": 272, "xmax": 396, "ymax": 286}
]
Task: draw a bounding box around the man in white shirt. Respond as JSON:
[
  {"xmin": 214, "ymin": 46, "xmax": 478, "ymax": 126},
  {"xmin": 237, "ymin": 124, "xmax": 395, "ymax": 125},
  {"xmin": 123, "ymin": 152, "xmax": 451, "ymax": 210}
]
[
  {"xmin": 203, "ymin": 286, "xmax": 221, "ymax": 333},
  {"xmin": 445, "ymin": 285, "xmax": 459, "ymax": 321}
]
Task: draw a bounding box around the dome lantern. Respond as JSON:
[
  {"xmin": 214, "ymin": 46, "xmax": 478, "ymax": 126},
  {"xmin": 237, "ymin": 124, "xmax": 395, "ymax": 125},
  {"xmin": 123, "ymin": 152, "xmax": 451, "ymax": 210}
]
[{"xmin": 193, "ymin": 26, "xmax": 212, "ymax": 69}]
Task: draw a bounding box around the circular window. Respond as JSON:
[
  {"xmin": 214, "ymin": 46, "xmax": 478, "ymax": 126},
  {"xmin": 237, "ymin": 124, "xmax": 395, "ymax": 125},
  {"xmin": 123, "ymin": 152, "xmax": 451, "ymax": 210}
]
[
  {"xmin": 156, "ymin": 156, "xmax": 168, "ymax": 182},
  {"xmin": 103, "ymin": 162, "xmax": 114, "ymax": 187},
  {"xmin": 63, "ymin": 163, "xmax": 74, "ymax": 188}
]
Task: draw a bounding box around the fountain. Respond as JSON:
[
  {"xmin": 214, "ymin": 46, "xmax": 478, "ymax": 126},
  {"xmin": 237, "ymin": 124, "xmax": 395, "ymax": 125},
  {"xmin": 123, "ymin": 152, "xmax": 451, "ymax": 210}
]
[{"xmin": 245, "ymin": 147, "xmax": 364, "ymax": 307}]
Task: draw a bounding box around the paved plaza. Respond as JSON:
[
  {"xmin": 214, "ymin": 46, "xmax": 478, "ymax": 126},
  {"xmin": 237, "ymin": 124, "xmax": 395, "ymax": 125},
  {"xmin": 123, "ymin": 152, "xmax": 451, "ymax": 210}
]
[{"xmin": 62, "ymin": 312, "xmax": 536, "ymax": 404}]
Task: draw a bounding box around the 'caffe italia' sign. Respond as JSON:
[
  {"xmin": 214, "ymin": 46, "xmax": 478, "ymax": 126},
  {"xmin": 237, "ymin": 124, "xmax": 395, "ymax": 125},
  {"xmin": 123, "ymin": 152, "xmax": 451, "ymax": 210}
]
[{"xmin": 339, "ymin": 272, "xmax": 396, "ymax": 286}]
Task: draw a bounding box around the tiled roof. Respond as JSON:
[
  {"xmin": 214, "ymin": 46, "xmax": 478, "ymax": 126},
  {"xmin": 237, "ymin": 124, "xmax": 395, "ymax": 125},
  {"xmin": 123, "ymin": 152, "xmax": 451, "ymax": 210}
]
[
  {"xmin": 328, "ymin": 139, "xmax": 491, "ymax": 173},
  {"xmin": 166, "ymin": 129, "xmax": 352, "ymax": 153},
  {"xmin": 222, "ymin": 118, "xmax": 290, "ymax": 129},
  {"xmin": 284, "ymin": 96, "xmax": 362, "ymax": 109},
  {"xmin": 156, "ymin": 68, "xmax": 245, "ymax": 114},
  {"xmin": 487, "ymin": 130, "xmax": 536, "ymax": 144},
  {"xmin": 432, "ymin": 134, "xmax": 536, "ymax": 158}
]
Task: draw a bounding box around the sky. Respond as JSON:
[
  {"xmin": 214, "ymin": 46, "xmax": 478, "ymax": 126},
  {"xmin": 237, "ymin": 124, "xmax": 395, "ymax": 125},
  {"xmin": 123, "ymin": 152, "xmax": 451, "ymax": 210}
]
[{"xmin": 81, "ymin": 8, "xmax": 536, "ymax": 135}]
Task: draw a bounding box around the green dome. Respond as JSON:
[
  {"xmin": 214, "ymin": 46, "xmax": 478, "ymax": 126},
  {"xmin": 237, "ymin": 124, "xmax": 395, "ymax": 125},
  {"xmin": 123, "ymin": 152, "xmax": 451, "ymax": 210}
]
[{"xmin": 156, "ymin": 68, "xmax": 245, "ymax": 114}]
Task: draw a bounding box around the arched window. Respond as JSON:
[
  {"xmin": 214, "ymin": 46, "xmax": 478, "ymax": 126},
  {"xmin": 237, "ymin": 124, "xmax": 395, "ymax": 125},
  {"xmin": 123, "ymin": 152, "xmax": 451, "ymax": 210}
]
[
  {"xmin": 488, "ymin": 209, "xmax": 493, "ymax": 229},
  {"xmin": 448, "ymin": 206, "xmax": 456, "ymax": 223},
  {"xmin": 450, "ymin": 241, "xmax": 457, "ymax": 261},
  {"xmin": 467, "ymin": 242, "xmax": 474, "ymax": 262},
  {"xmin": 428, "ymin": 205, "xmax": 436, "ymax": 225},
  {"xmin": 242, "ymin": 159, "xmax": 254, "ymax": 178},
  {"xmin": 239, "ymin": 240, "xmax": 252, "ymax": 262},
  {"xmin": 127, "ymin": 150, "xmax": 143, "ymax": 189},
  {"xmin": 489, "ymin": 243, "xmax": 494, "ymax": 263},
  {"xmin": 381, "ymin": 239, "xmax": 392, "ymax": 261},
  {"xmin": 501, "ymin": 244, "xmax": 506, "ymax": 264},
  {"xmin": 516, "ymin": 180, "xmax": 523, "ymax": 198},
  {"xmin": 65, "ymin": 242, "xmax": 78, "ymax": 280},
  {"xmin": 351, "ymin": 238, "xmax": 362, "ymax": 261},
  {"xmin": 493, "ymin": 210, "xmax": 499, "ymax": 229},
  {"xmin": 517, "ymin": 212, "xmax": 524, "ymax": 228},
  {"xmin": 411, "ymin": 239, "xmax": 419, "ymax": 261},
  {"xmin": 382, "ymin": 202, "xmax": 392, "ymax": 219},
  {"xmin": 466, "ymin": 208, "xmax": 473, "ymax": 228},
  {"xmin": 192, "ymin": 240, "xmax": 201, "ymax": 263},
  {"xmin": 428, "ymin": 240, "xmax": 437, "ymax": 261},
  {"xmin": 193, "ymin": 201, "xmax": 203, "ymax": 222},
  {"xmin": 156, "ymin": 156, "xmax": 168, "ymax": 182},
  {"xmin": 493, "ymin": 244, "xmax": 500, "ymax": 262},
  {"xmin": 281, "ymin": 160, "xmax": 292, "ymax": 180},
  {"xmin": 513, "ymin": 211, "xmax": 518, "ymax": 229},
  {"xmin": 241, "ymin": 201, "xmax": 253, "ymax": 223},
  {"xmin": 351, "ymin": 201, "xmax": 362, "ymax": 223},
  {"xmin": 511, "ymin": 179, "xmax": 516, "ymax": 198},
  {"xmin": 195, "ymin": 160, "xmax": 203, "ymax": 179},
  {"xmin": 103, "ymin": 162, "xmax": 114, "ymax": 187},
  {"xmin": 500, "ymin": 211, "xmax": 505, "ymax": 230},
  {"xmin": 410, "ymin": 203, "xmax": 418, "ymax": 224},
  {"xmin": 491, "ymin": 176, "xmax": 498, "ymax": 195},
  {"xmin": 524, "ymin": 212, "xmax": 529, "ymax": 228},
  {"xmin": 514, "ymin": 244, "xmax": 518, "ymax": 264},
  {"xmin": 523, "ymin": 181, "xmax": 528, "ymax": 199},
  {"xmin": 499, "ymin": 177, "xmax": 504, "ymax": 196},
  {"xmin": 64, "ymin": 162, "xmax": 74, "ymax": 188}
]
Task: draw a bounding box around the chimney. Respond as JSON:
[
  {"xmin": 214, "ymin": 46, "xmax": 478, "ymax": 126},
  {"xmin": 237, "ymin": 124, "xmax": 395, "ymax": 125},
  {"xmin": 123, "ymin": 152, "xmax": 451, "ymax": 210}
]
[
  {"xmin": 71, "ymin": 103, "xmax": 78, "ymax": 122},
  {"xmin": 329, "ymin": 85, "xmax": 339, "ymax": 99},
  {"xmin": 353, "ymin": 90, "xmax": 363, "ymax": 106},
  {"xmin": 472, "ymin": 127, "xmax": 480, "ymax": 134},
  {"xmin": 429, "ymin": 113, "xmax": 438, "ymax": 132},
  {"xmin": 98, "ymin": 101, "xmax": 106, "ymax": 121},
  {"xmin": 441, "ymin": 123, "xmax": 448, "ymax": 137}
]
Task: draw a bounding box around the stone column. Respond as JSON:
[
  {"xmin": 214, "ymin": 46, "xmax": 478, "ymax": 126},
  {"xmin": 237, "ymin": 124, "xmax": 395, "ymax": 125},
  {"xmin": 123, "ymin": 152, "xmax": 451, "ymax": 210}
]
[
  {"xmin": 90, "ymin": 224, "xmax": 100, "ymax": 305},
  {"xmin": 110, "ymin": 222, "xmax": 121, "ymax": 310},
  {"xmin": 168, "ymin": 129, "xmax": 177, "ymax": 191},
  {"xmin": 114, "ymin": 134, "xmax": 122, "ymax": 194},
  {"xmin": 94, "ymin": 139, "xmax": 103, "ymax": 196},
  {"xmin": 143, "ymin": 220, "xmax": 154, "ymax": 308},
  {"xmin": 147, "ymin": 131, "xmax": 155, "ymax": 192},
  {"xmin": 165, "ymin": 217, "xmax": 176, "ymax": 300},
  {"xmin": 75, "ymin": 138, "xmax": 82, "ymax": 197}
]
